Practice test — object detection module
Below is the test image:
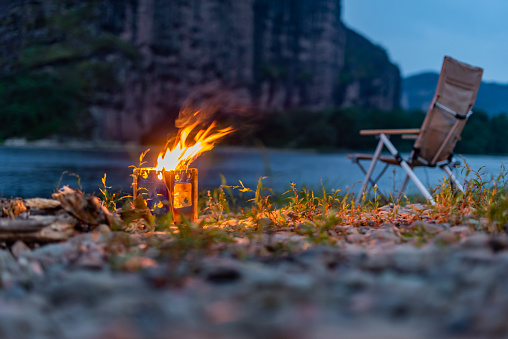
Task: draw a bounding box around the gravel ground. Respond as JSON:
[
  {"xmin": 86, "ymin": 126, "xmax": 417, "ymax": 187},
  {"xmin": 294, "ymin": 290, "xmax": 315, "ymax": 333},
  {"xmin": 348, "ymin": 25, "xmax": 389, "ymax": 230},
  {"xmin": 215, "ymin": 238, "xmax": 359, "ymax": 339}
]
[
  {"xmin": 2, "ymin": 223, "xmax": 508, "ymax": 338},
  {"xmin": 1, "ymin": 190, "xmax": 507, "ymax": 338}
]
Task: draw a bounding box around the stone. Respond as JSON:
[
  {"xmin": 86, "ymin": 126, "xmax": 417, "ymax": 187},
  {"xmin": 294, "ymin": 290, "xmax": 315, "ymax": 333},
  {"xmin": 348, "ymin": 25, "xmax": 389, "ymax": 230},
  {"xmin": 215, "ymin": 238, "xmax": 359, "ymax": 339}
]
[
  {"xmin": 379, "ymin": 222, "xmax": 397, "ymax": 231},
  {"xmin": 366, "ymin": 229, "xmax": 401, "ymax": 244},
  {"xmin": 93, "ymin": 224, "xmax": 111, "ymax": 234},
  {"xmin": 460, "ymin": 233, "xmax": 490, "ymax": 249},
  {"xmin": 449, "ymin": 226, "xmax": 472, "ymax": 234},
  {"xmin": 363, "ymin": 250, "xmax": 392, "ymax": 270},
  {"xmin": 413, "ymin": 221, "xmax": 445, "ymax": 234},
  {"xmin": 123, "ymin": 256, "xmax": 158, "ymax": 272},
  {"xmin": 433, "ymin": 232, "xmax": 460, "ymax": 245},
  {"xmin": 205, "ymin": 266, "xmax": 242, "ymax": 285},
  {"xmin": 11, "ymin": 241, "xmax": 31, "ymax": 258},
  {"xmin": 393, "ymin": 245, "xmax": 428, "ymax": 272},
  {"xmin": 0, "ymin": 249, "xmax": 18, "ymax": 272},
  {"xmin": 339, "ymin": 270, "xmax": 377, "ymax": 290},
  {"xmin": 346, "ymin": 233, "xmax": 365, "ymax": 245},
  {"xmin": 0, "ymin": 303, "xmax": 54, "ymax": 338},
  {"xmin": 75, "ymin": 251, "xmax": 105, "ymax": 270},
  {"xmin": 283, "ymin": 273, "xmax": 315, "ymax": 292},
  {"xmin": 34, "ymin": 270, "xmax": 147, "ymax": 307},
  {"xmin": 26, "ymin": 242, "xmax": 79, "ymax": 268},
  {"xmin": 489, "ymin": 235, "xmax": 508, "ymax": 253}
]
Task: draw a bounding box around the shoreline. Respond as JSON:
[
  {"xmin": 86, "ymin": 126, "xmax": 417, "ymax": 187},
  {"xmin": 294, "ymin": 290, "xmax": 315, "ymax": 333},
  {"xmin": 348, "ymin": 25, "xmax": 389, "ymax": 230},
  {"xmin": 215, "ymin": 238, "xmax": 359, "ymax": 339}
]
[{"xmin": 2, "ymin": 138, "xmax": 508, "ymax": 158}]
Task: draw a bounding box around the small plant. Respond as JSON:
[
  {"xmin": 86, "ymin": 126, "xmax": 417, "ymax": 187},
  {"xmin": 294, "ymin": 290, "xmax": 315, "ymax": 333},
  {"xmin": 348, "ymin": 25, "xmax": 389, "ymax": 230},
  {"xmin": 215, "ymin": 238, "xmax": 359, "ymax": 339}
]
[
  {"xmin": 204, "ymin": 188, "xmax": 227, "ymax": 221},
  {"xmin": 55, "ymin": 171, "xmax": 82, "ymax": 191},
  {"xmin": 99, "ymin": 173, "xmax": 121, "ymax": 212},
  {"xmin": 229, "ymin": 177, "xmax": 274, "ymax": 215}
]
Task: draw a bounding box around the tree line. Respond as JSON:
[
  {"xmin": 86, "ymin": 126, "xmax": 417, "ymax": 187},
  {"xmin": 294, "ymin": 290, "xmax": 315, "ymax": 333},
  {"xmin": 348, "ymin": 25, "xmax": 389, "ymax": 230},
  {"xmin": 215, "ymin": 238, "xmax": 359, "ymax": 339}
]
[{"xmin": 241, "ymin": 107, "xmax": 508, "ymax": 155}]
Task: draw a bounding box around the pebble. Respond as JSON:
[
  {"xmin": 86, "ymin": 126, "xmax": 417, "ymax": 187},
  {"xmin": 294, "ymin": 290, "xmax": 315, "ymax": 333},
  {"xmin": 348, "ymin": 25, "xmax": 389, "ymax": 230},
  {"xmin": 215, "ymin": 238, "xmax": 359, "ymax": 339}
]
[
  {"xmin": 366, "ymin": 229, "xmax": 401, "ymax": 244},
  {"xmin": 393, "ymin": 245, "xmax": 429, "ymax": 272},
  {"xmin": 460, "ymin": 232, "xmax": 490, "ymax": 249},
  {"xmin": 25, "ymin": 242, "xmax": 79, "ymax": 267},
  {"xmin": 93, "ymin": 224, "xmax": 111, "ymax": 234},
  {"xmin": 11, "ymin": 241, "xmax": 31, "ymax": 258},
  {"xmin": 346, "ymin": 233, "xmax": 364, "ymax": 244},
  {"xmin": 413, "ymin": 220, "xmax": 445, "ymax": 234},
  {"xmin": 433, "ymin": 232, "xmax": 460, "ymax": 245},
  {"xmin": 449, "ymin": 225, "xmax": 472, "ymax": 234},
  {"xmin": 0, "ymin": 211, "xmax": 507, "ymax": 338}
]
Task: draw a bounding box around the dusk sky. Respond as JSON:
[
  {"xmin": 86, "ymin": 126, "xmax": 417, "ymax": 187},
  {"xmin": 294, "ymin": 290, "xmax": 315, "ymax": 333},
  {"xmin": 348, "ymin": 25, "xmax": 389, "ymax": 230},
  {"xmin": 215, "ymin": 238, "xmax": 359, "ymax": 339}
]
[{"xmin": 342, "ymin": 0, "xmax": 508, "ymax": 83}]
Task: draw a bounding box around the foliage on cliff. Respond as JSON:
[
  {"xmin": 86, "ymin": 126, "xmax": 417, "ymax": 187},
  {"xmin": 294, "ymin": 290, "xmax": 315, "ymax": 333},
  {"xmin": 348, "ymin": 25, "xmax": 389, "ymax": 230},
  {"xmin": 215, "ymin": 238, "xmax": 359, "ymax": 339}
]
[
  {"xmin": 0, "ymin": 72, "xmax": 86, "ymax": 140},
  {"xmin": 0, "ymin": 1, "xmax": 140, "ymax": 140}
]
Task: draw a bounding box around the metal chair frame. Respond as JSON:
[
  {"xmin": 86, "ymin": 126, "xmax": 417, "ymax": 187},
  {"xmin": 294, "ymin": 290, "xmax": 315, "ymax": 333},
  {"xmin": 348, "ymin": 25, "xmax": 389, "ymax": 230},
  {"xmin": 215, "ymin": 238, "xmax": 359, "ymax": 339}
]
[{"xmin": 351, "ymin": 108, "xmax": 466, "ymax": 206}]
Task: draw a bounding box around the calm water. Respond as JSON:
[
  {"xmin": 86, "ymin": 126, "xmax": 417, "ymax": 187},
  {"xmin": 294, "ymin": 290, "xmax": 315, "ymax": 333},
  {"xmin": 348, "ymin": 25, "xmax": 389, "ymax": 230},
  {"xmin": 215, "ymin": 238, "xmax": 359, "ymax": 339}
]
[{"xmin": 0, "ymin": 146, "xmax": 506, "ymax": 198}]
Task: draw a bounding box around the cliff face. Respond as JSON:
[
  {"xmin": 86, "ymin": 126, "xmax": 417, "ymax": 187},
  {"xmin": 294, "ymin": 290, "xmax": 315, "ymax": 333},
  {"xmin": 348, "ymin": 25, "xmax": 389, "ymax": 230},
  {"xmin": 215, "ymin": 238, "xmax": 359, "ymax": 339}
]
[
  {"xmin": 0, "ymin": 0, "xmax": 400, "ymax": 142},
  {"xmin": 338, "ymin": 29, "xmax": 400, "ymax": 111}
]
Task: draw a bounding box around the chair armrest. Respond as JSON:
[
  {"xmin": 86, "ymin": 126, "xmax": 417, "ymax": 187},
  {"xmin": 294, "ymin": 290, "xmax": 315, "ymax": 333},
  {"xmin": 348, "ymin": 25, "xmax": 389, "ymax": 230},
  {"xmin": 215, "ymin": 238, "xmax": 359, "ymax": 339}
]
[{"xmin": 359, "ymin": 128, "xmax": 421, "ymax": 136}]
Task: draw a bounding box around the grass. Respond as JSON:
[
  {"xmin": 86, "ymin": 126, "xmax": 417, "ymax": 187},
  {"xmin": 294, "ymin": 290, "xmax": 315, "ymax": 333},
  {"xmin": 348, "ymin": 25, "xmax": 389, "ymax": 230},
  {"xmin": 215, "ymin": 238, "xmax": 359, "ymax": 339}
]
[{"xmin": 94, "ymin": 163, "xmax": 508, "ymax": 274}]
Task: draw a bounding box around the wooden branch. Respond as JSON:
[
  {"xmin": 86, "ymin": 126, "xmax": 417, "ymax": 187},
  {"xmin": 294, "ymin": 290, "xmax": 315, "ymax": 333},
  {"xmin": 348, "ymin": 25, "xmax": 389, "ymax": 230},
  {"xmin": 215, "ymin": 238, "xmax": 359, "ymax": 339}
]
[
  {"xmin": 359, "ymin": 129, "xmax": 421, "ymax": 136},
  {"xmin": 0, "ymin": 230, "xmax": 72, "ymax": 243},
  {"xmin": 0, "ymin": 219, "xmax": 53, "ymax": 233},
  {"xmin": 0, "ymin": 218, "xmax": 76, "ymax": 243}
]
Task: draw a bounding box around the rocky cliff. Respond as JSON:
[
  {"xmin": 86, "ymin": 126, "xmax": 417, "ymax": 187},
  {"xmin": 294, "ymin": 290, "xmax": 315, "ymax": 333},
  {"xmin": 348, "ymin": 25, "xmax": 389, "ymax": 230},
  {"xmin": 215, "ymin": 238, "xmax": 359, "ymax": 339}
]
[{"xmin": 0, "ymin": 0, "xmax": 400, "ymax": 142}]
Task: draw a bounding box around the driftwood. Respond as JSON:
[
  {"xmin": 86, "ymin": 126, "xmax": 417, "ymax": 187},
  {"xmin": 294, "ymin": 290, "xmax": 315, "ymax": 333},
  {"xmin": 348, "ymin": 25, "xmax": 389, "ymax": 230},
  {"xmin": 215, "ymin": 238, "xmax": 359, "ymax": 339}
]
[
  {"xmin": 0, "ymin": 218, "xmax": 54, "ymax": 233},
  {"xmin": 0, "ymin": 186, "xmax": 115, "ymax": 244},
  {"xmin": 0, "ymin": 223, "xmax": 75, "ymax": 243}
]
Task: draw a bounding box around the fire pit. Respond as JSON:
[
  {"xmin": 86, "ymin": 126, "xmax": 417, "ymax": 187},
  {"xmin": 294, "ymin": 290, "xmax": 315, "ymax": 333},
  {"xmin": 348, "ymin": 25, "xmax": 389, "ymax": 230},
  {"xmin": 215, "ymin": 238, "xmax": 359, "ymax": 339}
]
[
  {"xmin": 133, "ymin": 119, "xmax": 233, "ymax": 222},
  {"xmin": 133, "ymin": 168, "xmax": 198, "ymax": 222}
]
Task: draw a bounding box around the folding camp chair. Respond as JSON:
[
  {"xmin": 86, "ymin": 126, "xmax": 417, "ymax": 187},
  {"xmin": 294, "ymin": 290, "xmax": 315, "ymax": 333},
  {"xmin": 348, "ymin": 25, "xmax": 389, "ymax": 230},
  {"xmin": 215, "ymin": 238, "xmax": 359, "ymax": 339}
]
[{"xmin": 348, "ymin": 56, "xmax": 483, "ymax": 205}]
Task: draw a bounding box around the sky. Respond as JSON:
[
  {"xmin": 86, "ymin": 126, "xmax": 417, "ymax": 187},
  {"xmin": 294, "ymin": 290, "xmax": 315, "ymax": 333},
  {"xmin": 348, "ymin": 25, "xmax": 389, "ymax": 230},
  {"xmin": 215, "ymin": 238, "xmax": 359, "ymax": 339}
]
[{"xmin": 342, "ymin": 0, "xmax": 508, "ymax": 83}]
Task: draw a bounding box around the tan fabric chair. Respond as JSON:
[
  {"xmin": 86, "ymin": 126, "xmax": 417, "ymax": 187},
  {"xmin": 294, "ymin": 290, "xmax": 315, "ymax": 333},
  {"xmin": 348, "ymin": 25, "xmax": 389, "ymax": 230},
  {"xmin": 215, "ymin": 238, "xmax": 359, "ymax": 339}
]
[{"xmin": 348, "ymin": 56, "xmax": 483, "ymax": 205}]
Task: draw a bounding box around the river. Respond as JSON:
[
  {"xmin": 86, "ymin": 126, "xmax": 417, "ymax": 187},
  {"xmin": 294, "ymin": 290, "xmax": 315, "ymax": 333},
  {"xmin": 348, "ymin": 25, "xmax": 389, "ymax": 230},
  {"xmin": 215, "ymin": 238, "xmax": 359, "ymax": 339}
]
[{"xmin": 0, "ymin": 146, "xmax": 506, "ymax": 199}]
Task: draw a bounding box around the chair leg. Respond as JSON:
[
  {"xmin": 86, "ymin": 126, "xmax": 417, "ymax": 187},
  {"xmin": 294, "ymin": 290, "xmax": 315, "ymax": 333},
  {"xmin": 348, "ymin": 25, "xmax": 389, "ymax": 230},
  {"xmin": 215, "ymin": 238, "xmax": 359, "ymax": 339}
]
[
  {"xmin": 356, "ymin": 138, "xmax": 384, "ymax": 204},
  {"xmin": 441, "ymin": 165, "xmax": 465, "ymax": 193},
  {"xmin": 352, "ymin": 159, "xmax": 388, "ymax": 200},
  {"xmin": 355, "ymin": 160, "xmax": 381, "ymax": 189},
  {"xmin": 370, "ymin": 163, "xmax": 389, "ymax": 197},
  {"xmin": 378, "ymin": 134, "xmax": 436, "ymax": 206},
  {"xmin": 398, "ymin": 174, "xmax": 410, "ymax": 199},
  {"xmin": 372, "ymin": 163, "xmax": 390, "ymax": 189}
]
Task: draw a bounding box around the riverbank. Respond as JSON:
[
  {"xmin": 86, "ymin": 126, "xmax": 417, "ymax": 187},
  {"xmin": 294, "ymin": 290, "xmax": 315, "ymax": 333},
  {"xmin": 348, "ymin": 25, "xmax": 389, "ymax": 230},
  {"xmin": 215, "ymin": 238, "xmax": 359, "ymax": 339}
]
[
  {"xmin": 0, "ymin": 181, "xmax": 507, "ymax": 338},
  {"xmin": 1, "ymin": 144, "xmax": 507, "ymax": 200}
]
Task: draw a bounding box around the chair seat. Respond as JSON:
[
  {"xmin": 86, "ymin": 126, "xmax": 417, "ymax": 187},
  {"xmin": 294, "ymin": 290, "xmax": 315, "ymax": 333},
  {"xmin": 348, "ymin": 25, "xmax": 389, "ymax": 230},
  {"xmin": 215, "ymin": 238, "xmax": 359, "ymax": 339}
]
[{"xmin": 347, "ymin": 153, "xmax": 427, "ymax": 166}]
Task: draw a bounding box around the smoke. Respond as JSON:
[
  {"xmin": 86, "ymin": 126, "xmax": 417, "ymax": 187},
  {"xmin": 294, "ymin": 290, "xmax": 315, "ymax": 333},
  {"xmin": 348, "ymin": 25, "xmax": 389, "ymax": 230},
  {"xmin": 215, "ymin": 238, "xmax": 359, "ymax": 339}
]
[{"xmin": 175, "ymin": 81, "xmax": 252, "ymax": 129}]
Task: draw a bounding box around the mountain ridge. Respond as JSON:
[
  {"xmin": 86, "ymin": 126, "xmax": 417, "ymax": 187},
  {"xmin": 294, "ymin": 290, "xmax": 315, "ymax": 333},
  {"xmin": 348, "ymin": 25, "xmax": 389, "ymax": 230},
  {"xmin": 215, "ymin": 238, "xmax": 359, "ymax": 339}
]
[{"xmin": 402, "ymin": 72, "xmax": 508, "ymax": 115}]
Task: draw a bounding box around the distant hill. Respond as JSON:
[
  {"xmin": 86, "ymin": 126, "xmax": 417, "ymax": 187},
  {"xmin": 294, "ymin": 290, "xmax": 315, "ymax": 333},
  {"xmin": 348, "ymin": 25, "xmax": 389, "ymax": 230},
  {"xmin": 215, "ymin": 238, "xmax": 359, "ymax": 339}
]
[{"xmin": 401, "ymin": 72, "xmax": 508, "ymax": 116}]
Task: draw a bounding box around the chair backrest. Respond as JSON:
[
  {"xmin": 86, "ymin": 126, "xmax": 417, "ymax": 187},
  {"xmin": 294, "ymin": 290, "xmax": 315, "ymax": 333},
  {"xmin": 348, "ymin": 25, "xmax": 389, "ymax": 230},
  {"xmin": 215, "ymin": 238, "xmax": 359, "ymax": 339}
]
[{"xmin": 413, "ymin": 56, "xmax": 483, "ymax": 165}]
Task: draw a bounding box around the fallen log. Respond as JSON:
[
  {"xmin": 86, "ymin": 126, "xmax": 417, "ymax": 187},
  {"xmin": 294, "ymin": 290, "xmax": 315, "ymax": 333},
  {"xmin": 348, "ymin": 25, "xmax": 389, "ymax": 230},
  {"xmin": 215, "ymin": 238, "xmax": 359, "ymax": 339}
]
[
  {"xmin": 0, "ymin": 218, "xmax": 53, "ymax": 233},
  {"xmin": 0, "ymin": 219, "xmax": 76, "ymax": 243}
]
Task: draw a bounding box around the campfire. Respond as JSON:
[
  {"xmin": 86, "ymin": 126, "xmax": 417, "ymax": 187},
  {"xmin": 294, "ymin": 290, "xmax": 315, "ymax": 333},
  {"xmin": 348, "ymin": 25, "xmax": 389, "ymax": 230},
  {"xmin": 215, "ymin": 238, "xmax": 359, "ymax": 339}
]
[{"xmin": 133, "ymin": 114, "xmax": 234, "ymax": 222}]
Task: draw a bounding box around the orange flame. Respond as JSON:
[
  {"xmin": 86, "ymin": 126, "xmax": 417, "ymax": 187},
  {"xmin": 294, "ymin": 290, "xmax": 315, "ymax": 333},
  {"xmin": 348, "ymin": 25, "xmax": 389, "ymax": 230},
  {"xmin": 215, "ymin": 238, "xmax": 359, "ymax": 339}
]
[{"xmin": 153, "ymin": 120, "xmax": 234, "ymax": 172}]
